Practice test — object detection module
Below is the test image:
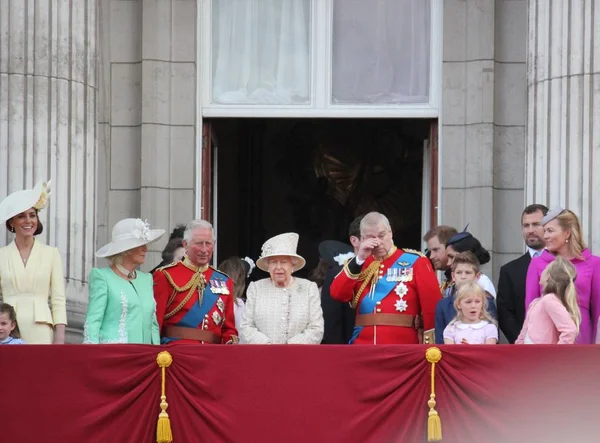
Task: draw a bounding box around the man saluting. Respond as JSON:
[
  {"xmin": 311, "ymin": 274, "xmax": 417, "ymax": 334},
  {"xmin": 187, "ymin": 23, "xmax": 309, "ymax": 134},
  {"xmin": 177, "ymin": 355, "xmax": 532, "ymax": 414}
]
[
  {"xmin": 330, "ymin": 212, "xmax": 441, "ymax": 344},
  {"xmin": 154, "ymin": 219, "xmax": 238, "ymax": 344}
]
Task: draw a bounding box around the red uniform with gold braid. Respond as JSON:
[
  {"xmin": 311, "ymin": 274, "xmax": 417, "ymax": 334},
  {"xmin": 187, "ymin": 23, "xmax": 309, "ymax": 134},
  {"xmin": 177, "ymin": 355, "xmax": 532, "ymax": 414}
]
[
  {"xmin": 330, "ymin": 246, "xmax": 441, "ymax": 344},
  {"xmin": 154, "ymin": 257, "xmax": 238, "ymax": 344}
]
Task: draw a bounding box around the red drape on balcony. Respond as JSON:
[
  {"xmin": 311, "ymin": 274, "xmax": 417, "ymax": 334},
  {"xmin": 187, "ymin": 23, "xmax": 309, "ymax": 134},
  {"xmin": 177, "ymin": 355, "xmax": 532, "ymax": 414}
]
[{"xmin": 1, "ymin": 344, "xmax": 599, "ymax": 443}]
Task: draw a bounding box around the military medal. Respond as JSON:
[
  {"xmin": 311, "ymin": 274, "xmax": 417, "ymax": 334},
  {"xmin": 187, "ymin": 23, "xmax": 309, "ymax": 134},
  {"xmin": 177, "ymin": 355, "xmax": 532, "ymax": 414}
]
[
  {"xmin": 217, "ymin": 298, "xmax": 225, "ymax": 313},
  {"xmin": 394, "ymin": 282, "xmax": 408, "ymax": 312},
  {"xmin": 387, "ymin": 267, "xmax": 414, "ymax": 282},
  {"xmin": 212, "ymin": 310, "xmax": 222, "ymax": 326},
  {"xmin": 210, "ymin": 280, "xmax": 230, "ymax": 295}
]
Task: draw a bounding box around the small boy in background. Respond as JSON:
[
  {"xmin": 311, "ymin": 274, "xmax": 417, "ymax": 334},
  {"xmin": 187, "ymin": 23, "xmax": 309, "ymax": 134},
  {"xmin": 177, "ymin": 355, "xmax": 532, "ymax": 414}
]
[{"xmin": 434, "ymin": 252, "xmax": 497, "ymax": 344}]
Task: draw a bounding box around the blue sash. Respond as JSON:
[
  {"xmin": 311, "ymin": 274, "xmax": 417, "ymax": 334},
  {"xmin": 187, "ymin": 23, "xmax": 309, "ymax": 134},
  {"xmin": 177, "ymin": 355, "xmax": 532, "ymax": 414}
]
[
  {"xmin": 349, "ymin": 252, "xmax": 420, "ymax": 344},
  {"xmin": 161, "ymin": 271, "xmax": 228, "ymax": 343}
]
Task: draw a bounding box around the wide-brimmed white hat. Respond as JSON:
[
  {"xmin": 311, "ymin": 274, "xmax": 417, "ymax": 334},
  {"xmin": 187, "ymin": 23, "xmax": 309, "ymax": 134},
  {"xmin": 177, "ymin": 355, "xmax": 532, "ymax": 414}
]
[
  {"xmin": 96, "ymin": 218, "xmax": 165, "ymax": 258},
  {"xmin": 256, "ymin": 232, "xmax": 306, "ymax": 272},
  {"xmin": 0, "ymin": 180, "xmax": 52, "ymax": 224}
]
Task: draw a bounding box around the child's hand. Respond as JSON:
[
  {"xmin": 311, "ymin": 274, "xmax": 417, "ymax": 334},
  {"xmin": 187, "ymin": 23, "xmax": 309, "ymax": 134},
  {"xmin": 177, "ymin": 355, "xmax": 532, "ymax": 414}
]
[{"xmin": 460, "ymin": 338, "xmax": 469, "ymax": 344}]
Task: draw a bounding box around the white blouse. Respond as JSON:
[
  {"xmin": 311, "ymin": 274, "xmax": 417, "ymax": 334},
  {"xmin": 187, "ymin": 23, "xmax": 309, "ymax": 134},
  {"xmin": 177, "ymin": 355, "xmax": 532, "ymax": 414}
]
[{"xmin": 240, "ymin": 277, "xmax": 324, "ymax": 344}]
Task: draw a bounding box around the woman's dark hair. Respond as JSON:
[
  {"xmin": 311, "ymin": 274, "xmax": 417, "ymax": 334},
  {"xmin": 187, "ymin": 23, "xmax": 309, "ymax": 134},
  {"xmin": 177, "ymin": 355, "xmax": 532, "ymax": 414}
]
[
  {"xmin": 5, "ymin": 210, "xmax": 44, "ymax": 236},
  {"xmin": 308, "ymin": 259, "xmax": 329, "ymax": 288},
  {"xmin": 218, "ymin": 257, "xmax": 247, "ymax": 301},
  {"xmin": 0, "ymin": 303, "xmax": 21, "ymax": 339},
  {"xmin": 169, "ymin": 225, "xmax": 186, "ymax": 242},
  {"xmin": 446, "ymin": 233, "xmax": 490, "ymax": 265},
  {"xmin": 161, "ymin": 237, "xmax": 184, "ymax": 263}
]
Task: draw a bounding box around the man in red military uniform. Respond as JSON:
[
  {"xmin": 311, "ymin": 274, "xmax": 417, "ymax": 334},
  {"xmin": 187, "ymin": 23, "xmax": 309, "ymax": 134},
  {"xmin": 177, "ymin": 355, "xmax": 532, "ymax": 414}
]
[
  {"xmin": 330, "ymin": 212, "xmax": 441, "ymax": 344},
  {"xmin": 154, "ymin": 219, "xmax": 238, "ymax": 344}
]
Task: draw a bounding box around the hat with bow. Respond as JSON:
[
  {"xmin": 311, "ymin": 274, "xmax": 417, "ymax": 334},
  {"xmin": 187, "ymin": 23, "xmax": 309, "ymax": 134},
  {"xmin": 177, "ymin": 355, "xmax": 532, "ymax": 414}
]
[{"xmin": 96, "ymin": 218, "xmax": 165, "ymax": 258}]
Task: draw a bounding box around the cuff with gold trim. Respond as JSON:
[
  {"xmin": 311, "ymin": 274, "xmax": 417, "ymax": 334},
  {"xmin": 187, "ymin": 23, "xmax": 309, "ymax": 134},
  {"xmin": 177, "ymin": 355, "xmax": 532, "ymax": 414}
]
[
  {"xmin": 225, "ymin": 335, "xmax": 240, "ymax": 345},
  {"xmin": 343, "ymin": 257, "xmax": 362, "ymax": 279},
  {"xmin": 423, "ymin": 329, "xmax": 435, "ymax": 345}
]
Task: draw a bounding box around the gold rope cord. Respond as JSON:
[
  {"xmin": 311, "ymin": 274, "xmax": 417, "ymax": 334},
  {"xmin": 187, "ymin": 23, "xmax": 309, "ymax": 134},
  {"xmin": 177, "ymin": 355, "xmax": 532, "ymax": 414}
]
[
  {"xmin": 425, "ymin": 347, "xmax": 443, "ymax": 441},
  {"xmin": 350, "ymin": 261, "xmax": 380, "ymax": 308},
  {"xmin": 164, "ymin": 273, "xmax": 206, "ymax": 319},
  {"xmin": 156, "ymin": 351, "xmax": 173, "ymax": 443}
]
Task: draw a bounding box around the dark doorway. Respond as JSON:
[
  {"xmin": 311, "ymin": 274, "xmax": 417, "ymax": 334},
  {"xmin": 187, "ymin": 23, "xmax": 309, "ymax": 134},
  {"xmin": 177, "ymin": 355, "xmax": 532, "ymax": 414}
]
[{"xmin": 209, "ymin": 118, "xmax": 431, "ymax": 279}]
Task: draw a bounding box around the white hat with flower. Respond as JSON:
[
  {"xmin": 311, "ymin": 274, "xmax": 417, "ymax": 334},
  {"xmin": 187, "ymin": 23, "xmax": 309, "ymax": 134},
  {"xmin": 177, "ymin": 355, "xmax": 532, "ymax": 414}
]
[
  {"xmin": 256, "ymin": 232, "xmax": 306, "ymax": 272},
  {"xmin": 96, "ymin": 218, "xmax": 165, "ymax": 258},
  {"xmin": 0, "ymin": 180, "xmax": 52, "ymax": 224}
]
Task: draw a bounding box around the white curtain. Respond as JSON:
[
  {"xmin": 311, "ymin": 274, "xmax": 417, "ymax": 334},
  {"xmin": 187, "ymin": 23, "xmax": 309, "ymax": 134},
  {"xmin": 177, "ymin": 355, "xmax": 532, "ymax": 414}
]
[
  {"xmin": 332, "ymin": 0, "xmax": 431, "ymax": 104},
  {"xmin": 211, "ymin": 0, "xmax": 310, "ymax": 105}
]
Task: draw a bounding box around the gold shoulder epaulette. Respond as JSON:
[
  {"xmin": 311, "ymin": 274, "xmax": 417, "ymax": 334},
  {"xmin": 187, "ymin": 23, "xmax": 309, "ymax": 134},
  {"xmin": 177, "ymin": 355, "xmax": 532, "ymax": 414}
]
[
  {"xmin": 156, "ymin": 261, "xmax": 178, "ymax": 273},
  {"xmin": 403, "ymin": 248, "xmax": 426, "ymax": 258},
  {"xmin": 160, "ymin": 264, "xmax": 198, "ymax": 292},
  {"xmin": 209, "ymin": 266, "xmax": 230, "ymax": 279}
]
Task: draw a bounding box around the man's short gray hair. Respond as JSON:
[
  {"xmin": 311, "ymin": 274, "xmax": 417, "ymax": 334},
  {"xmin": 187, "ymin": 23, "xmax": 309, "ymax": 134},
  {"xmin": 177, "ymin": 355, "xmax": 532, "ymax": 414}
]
[
  {"xmin": 183, "ymin": 219, "xmax": 215, "ymax": 242},
  {"xmin": 360, "ymin": 212, "xmax": 392, "ymax": 236}
]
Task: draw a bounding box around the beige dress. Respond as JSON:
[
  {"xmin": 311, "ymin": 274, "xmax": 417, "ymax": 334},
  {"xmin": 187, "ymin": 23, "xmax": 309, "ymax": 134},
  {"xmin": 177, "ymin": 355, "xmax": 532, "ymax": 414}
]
[{"xmin": 0, "ymin": 241, "xmax": 67, "ymax": 343}]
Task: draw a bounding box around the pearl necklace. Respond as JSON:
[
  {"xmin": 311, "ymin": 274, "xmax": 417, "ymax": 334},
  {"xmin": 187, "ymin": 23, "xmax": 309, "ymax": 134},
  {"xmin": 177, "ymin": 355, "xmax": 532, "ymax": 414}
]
[{"xmin": 116, "ymin": 264, "xmax": 136, "ymax": 279}]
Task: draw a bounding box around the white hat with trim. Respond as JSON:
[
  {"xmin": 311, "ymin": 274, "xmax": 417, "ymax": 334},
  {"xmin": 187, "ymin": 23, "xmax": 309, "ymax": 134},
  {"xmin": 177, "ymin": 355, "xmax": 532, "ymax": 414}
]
[
  {"xmin": 256, "ymin": 232, "xmax": 306, "ymax": 272},
  {"xmin": 96, "ymin": 218, "xmax": 165, "ymax": 258},
  {"xmin": 0, "ymin": 180, "xmax": 52, "ymax": 224}
]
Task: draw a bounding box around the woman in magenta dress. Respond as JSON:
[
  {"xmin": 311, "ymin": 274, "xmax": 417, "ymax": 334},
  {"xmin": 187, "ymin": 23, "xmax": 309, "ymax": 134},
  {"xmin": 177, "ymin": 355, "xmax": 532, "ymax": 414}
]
[{"xmin": 525, "ymin": 208, "xmax": 600, "ymax": 344}]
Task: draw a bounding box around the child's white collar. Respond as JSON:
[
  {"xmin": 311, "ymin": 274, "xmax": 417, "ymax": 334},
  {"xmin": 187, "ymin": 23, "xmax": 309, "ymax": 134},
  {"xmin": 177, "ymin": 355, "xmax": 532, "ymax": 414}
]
[{"xmin": 455, "ymin": 320, "xmax": 489, "ymax": 330}]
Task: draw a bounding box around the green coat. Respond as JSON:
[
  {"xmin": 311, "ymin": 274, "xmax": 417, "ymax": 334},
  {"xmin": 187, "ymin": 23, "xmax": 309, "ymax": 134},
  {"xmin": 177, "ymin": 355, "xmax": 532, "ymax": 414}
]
[{"xmin": 83, "ymin": 267, "xmax": 160, "ymax": 344}]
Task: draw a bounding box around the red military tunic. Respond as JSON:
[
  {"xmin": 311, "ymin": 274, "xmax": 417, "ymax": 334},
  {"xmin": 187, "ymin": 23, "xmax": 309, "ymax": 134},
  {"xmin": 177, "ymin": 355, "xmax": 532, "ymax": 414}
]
[
  {"xmin": 154, "ymin": 257, "xmax": 238, "ymax": 344},
  {"xmin": 330, "ymin": 247, "xmax": 441, "ymax": 344}
]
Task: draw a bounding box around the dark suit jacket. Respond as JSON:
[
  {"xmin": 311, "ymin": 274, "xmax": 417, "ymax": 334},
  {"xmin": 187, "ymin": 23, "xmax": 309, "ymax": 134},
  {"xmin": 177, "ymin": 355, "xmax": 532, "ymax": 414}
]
[
  {"xmin": 321, "ymin": 264, "xmax": 355, "ymax": 344},
  {"xmin": 497, "ymin": 252, "xmax": 531, "ymax": 343}
]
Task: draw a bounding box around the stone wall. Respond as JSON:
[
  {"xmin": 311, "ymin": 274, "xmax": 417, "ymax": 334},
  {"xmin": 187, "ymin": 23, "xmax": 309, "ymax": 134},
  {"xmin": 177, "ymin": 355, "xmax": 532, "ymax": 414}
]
[
  {"xmin": 441, "ymin": 0, "xmax": 528, "ymax": 280},
  {"xmin": 97, "ymin": 0, "xmax": 198, "ymax": 271}
]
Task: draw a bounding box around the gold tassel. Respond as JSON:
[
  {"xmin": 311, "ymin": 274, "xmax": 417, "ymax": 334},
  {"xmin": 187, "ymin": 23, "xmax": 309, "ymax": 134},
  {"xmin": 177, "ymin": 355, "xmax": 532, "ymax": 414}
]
[
  {"xmin": 425, "ymin": 347, "xmax": 443, "ymax": 441},
  {"xmin": 156, "ymin": 351, "xmax": 174, "ymax": 443}
]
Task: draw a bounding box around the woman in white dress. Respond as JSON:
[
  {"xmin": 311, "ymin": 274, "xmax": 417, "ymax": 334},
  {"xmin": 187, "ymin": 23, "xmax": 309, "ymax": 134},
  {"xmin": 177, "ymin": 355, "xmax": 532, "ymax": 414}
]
[
  {"xmin": 0, "ymin": 181, "xmax": 67, "ymax": 344},
  {"xmin": 240, "ymin": 233, "xmax": 324, "ymax": 344}
]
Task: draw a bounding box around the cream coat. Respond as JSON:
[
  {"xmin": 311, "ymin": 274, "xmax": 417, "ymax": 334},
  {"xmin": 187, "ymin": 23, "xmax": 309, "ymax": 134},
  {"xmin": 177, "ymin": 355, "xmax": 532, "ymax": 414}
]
[
  {"xmin": 240, "ymin": 277, "xmax": 324, "ymax": 344},
  {"xmin": 0, "ymin": 241, "xmax": 67, "ymax": 343}
]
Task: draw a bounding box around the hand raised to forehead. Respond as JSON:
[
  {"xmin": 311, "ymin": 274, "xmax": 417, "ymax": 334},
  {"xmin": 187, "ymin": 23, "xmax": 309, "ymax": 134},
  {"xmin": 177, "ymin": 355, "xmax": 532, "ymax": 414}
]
[{"xmin": 357, "ymin": 238, "xmax": 379, "ymax": 261}]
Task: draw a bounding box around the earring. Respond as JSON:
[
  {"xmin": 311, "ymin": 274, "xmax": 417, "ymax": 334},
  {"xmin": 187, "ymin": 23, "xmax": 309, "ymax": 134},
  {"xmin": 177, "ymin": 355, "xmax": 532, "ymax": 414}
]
[
  {"xmin": 566, "ymin": 238, "xmax": 570, "ymax": 243},
  {"xmin": 8, "ymin": 225, "xmax": 15, "ymax": 233}
]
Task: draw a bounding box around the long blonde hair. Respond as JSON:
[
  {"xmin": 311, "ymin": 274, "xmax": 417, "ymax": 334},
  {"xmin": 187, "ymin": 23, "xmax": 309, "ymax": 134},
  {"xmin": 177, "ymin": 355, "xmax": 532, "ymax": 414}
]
[
  {"xmin": 555, "ymin": 210, "xmax": 586, "ymax": 259},
  {"xmin": 451, "ymin": 281, "xmax": 496, "ymax": 325},
  {"xmin": 541, "ymin": 257, "xmax": 581, "ymax": 333}
]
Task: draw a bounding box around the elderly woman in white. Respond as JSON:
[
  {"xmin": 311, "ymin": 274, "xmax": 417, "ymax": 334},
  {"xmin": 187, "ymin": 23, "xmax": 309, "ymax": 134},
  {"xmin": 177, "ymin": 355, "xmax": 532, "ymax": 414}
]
[{"xmin": 240, "ymin": 233, "xmax": 324, "ymax": 344}]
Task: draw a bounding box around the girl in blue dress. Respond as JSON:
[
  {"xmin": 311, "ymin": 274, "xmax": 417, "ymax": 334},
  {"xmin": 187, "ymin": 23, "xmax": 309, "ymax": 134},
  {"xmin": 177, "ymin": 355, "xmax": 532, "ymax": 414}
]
[{"xmin": 0, "ymin": 303, "xmax": 25, "ymax": 344}]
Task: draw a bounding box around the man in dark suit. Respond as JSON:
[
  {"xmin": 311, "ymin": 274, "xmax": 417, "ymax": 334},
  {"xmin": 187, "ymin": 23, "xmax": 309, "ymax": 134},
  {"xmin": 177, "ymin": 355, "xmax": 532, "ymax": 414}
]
[
  {"xmin": 320, "ymin": 216, "xmax": 362, "ymax": 344},
  {"xmin": 497, "ymin": 204, "xmax": 548, "ymax": 343}
]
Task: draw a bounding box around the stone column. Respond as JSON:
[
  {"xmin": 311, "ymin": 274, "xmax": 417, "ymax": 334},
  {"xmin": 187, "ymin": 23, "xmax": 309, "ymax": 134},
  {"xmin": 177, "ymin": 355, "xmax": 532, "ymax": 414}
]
[
  {"xmin": 441, "ymin": 0, "xmax": 497, "ymax": 274},
  {"xmin": 140, "ymin": 0, "xmax": 197, "ymax": 268},
  {"xmin": 0, "ymin": 0, "xmax": 97, "ymax": 341},
  {"xmin": 526, "ymin": 0, "xmax": 600, "ymax": 251}
]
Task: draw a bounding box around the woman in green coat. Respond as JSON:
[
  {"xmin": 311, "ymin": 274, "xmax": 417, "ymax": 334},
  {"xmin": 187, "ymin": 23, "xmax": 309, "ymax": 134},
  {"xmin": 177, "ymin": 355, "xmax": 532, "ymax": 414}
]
[{"xmin": 83, "ymin": 218, "xmax": 165, "ymax": 344}]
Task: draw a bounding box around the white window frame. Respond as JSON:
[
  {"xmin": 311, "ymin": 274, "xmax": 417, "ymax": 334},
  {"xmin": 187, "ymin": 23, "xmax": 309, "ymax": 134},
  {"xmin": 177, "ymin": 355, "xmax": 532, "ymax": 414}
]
[{"xmin": 197, "ymin": 0, "xmax": 443, "ymax": 118}]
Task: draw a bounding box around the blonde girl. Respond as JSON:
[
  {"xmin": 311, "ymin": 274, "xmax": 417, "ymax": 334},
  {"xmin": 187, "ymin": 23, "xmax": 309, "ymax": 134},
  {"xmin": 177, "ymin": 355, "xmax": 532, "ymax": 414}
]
[
  {"xmin": 517, "ymin": 257, "xmax": 580, "ymax": 344},
  {"xmin": 443, "ymin": 281, "xmax": 498, "ymax": 344}
]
